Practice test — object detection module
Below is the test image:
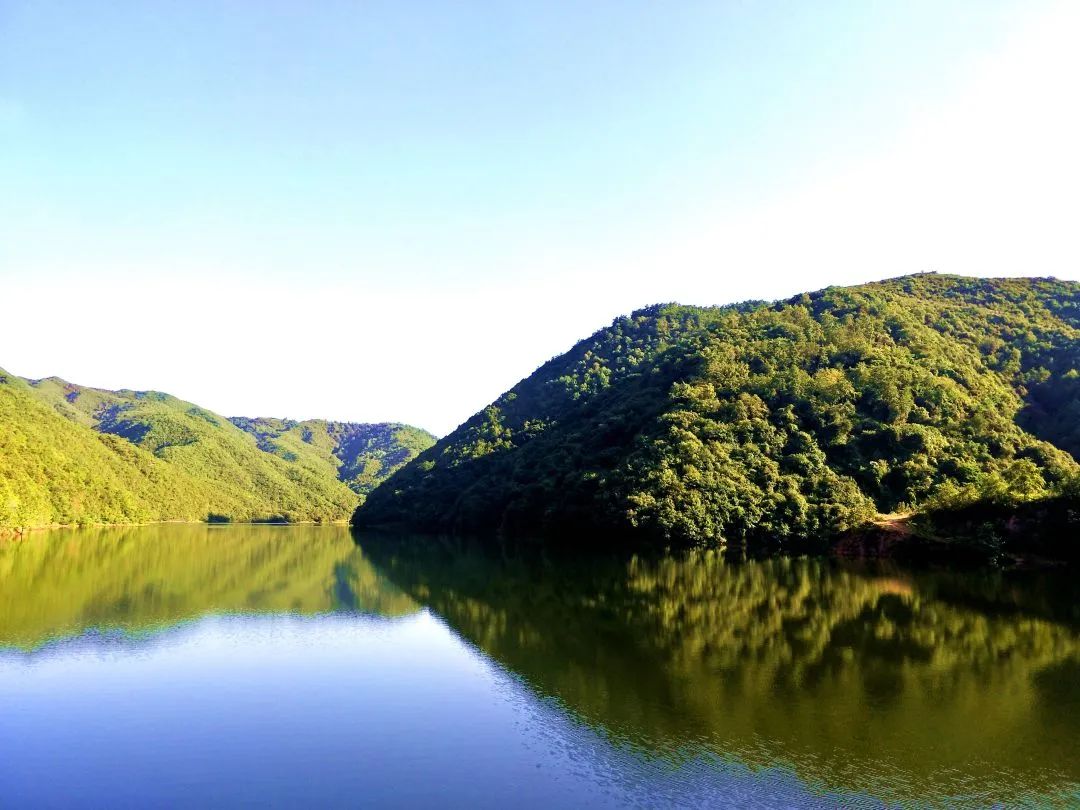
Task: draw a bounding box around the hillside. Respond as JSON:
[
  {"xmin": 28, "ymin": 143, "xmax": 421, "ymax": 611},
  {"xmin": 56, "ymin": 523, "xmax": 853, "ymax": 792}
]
[
  {"xmin": 353, "ymin": 274, "xmax": 1080, "ymax": 554},
  {"xmin": 0, "ymin": 373, "xmax": 431, "ymax": 528},
  {"xmin": 228, "ymin": 418, "xmax": 434, "ymax": 494}
]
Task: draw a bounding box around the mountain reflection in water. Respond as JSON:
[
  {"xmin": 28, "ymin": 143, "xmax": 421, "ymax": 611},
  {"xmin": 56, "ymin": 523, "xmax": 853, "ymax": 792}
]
[
  {"xmin": 359, "ymin": 534, "xmax": 1080, "ymax": 805},
  {"xmin": 1, "ymin": 525, "xmax": 1078, "ymax": 807}
]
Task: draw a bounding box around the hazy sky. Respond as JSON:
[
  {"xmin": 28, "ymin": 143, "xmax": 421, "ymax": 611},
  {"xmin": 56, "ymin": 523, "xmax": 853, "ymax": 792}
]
[{"xmin": 2, "ymin": 1, "xmax": 1078, "ymax": 435}]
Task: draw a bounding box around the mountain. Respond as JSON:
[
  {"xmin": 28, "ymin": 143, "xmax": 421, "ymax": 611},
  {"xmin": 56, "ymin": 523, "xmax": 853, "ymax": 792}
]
[
  {"xmin": 228, "ymin": 417, "xmax": 434, "ymax": 495},
  {"xmin": 353, "ymin": 274, "xmax": 1080, "ymax": 555},
  {"xmin": 0, "ymin": 373, "xmax": 432, "ymax": 528}
]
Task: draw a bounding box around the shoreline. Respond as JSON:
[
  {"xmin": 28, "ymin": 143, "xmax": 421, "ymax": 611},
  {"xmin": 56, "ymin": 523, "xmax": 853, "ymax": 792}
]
[
  {"xmin": 1, "ymin": 519, "xmax": 351, "ymax": 538},
  {"xmin": 8, "ymin": 506, "xmax": 1078, "ymax": 570},
  {"xmin": 354, "ymin": 502, "xmax": 1080, "ymax": 569}
]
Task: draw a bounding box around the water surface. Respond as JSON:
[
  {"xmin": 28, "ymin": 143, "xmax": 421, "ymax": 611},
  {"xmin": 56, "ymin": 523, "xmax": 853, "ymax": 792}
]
[{"xmin": 1, "ymin": 525, "xmax": 1078, "ymax": 807}]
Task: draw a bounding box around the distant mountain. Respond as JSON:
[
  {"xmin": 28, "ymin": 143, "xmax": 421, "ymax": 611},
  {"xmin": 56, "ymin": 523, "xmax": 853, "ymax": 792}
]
[
  {"xmin": 228, "ymin": 417, "xmax": 434, "ymax": 494},
  {"xmin": 0, "ymin": 374, "xmax": 432, "ymax": 528},
  {"xmin": 353, "ymin": 274, "xmax": 1080, "ymax": 556}
]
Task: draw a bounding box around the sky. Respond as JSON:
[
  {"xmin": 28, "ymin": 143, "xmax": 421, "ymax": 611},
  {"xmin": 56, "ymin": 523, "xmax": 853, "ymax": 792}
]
[{"xmin": 1, "ymin": 0, "xmax": 1078, "ymax": 436}]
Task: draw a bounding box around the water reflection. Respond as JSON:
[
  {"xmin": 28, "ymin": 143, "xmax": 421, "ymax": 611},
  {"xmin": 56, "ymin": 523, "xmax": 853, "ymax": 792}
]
[
  {"xmin": 0, "ymin": 526, "xmax": 856, "ymax": 808},
  {"xmin": 358, "ymin": 535, "xmax": 1080, "ymax": 806},
  {"xmin": 0, "ymin": 524, "xmax": 417, "ymax": 650},
  {"xmin": 1, "ymin": 526, "xmax": 1078, "ymax": 806}
]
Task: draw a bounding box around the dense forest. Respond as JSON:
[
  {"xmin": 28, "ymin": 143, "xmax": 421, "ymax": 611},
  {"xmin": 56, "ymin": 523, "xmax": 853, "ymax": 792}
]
[
  {"xmin": 228, "ymin": 417, "xmax": 434, "ymax": 495},
  {"xmin": 354, "ymin": 274, "xmax": 1080, "ymax": 557},
  {"xmin": 0, "ymin": 373, "xmax": 433, "ymax": 528}
]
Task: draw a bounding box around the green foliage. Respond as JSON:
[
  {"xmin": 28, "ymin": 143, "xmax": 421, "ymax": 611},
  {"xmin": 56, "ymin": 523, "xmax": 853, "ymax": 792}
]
[
  {"xmin": 0, "ymin": 373, "xmax": 432, "ymax": 527},
  {"xmin": 229, "ymin": 417, "xmax": 435, "ymax": 495},
  {"xmin": 355, "ymin": 274, "xmax": 1080, "ymax": 548}
]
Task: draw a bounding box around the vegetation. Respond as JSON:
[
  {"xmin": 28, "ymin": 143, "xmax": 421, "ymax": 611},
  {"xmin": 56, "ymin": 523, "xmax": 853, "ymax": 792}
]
[
  {"xmin": 355, "ymin": 274, "xmax": 1080, "ymax": 555},
  {"xmin": 0, "ymin": 373, "xmax": 431, "ymax": 527},
  {"xmin": 229, "ymin": 417, "xmax": 434, "ymax": 494}
]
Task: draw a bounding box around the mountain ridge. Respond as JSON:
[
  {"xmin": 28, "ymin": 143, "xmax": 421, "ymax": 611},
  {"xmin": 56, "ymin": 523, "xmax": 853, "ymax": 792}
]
[
  {"xmin": 0, "ymin": 372, "xmax": 433, "ymax": 528},
  {"xmin": 353, "ymin": 273, "xmax": 1080, "ymax": 558}
]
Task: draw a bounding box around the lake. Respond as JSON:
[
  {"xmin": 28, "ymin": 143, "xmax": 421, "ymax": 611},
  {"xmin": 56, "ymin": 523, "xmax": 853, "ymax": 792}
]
[{"xmin": 1, "ymin": 525, "xmax": 1078, "ymax": 808}]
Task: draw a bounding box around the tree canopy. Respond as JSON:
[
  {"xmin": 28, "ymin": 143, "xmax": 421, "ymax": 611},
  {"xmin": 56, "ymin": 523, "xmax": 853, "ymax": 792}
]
[
  {"xmin": 354, "ymin": 274, "xmax": 1080, "ymax": 552},
  {"xmin": 0, "ymin": 373, "xmax": 433, "ymax": 527}
]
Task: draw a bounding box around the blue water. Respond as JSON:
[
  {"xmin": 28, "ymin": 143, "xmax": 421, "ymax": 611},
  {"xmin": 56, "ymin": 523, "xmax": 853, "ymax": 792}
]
[
  {"xmin": 1, "ymin": 613, "xmax": 851, "ymax": 808},
  {"xmin": 1, "ymin": 525, "xmax": 1078, "ymax": 808}
]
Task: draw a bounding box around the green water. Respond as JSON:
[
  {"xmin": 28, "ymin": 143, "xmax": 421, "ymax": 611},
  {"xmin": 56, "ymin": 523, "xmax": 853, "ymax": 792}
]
[{"xmin": 1, "ymin": 525, "xmax": 1078, "ymax": 807}]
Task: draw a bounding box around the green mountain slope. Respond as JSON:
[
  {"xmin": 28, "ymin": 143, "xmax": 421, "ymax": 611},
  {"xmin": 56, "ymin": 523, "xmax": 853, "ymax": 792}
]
[
  {"xmin": 228, "ymin": 418, "xmax": 434, "ymax": 494},
  {"xmin": 353, "ymin": 274, "xmax": 1080, "ymax": 550},
  {"xmin": 0, "ymin": 370, "xmax": 221, "ymax": 527},
  {"xmin": 0, "ymin": 374, "xmax": 430, "ymax": 528}
]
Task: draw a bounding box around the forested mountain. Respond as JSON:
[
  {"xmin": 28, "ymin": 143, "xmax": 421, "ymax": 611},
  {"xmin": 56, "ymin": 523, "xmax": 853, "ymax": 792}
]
[
  {"xmin": 228, "ymin": 417, "xmax": 434, "ymax": 494},
  {"xmin": 354, "ymin": 274, "xmax": 1080, "ymax": 553},
  {"xmin": 0, "ymin": 373, "xmax": 431, "ymax": 528}
]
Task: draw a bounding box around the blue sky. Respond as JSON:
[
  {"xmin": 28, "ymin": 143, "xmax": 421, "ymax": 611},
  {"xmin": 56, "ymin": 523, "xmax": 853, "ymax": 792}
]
[{"xmin": 2, "ymin": 1, "xmax": 1077, "ymax": 434}]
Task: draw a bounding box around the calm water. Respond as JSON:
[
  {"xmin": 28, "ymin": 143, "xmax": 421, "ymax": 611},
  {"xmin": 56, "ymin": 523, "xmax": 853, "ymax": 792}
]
[{"xmin": 1, "ymin": 526, "xmax": 1079, "ymax": 808}]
